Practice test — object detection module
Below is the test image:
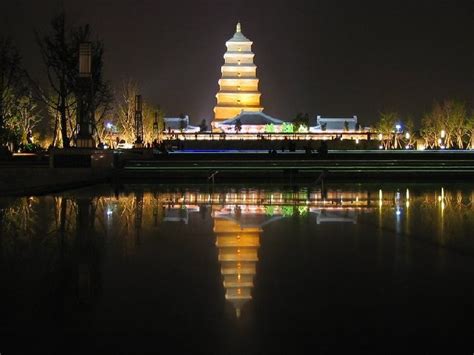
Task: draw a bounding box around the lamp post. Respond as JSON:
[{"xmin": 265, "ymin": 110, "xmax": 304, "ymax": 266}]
[
  {"xmin": 76, "ymin": 42, "xmax": 96, "ymax": 148},
  {"xmin": 134, "ymin": 95, "xmax": 144, "ymax": 148},
  {"xmin": 153, "ymin": 112, "xmax": 158, "ymax": 143}
]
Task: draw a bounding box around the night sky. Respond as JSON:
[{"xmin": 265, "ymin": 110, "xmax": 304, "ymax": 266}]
[{"xmin": 1, "ymin": 0, "xmax": 473, "ymax": 126}]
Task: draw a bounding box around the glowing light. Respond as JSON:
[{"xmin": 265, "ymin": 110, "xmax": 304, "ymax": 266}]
[
  {"xmin": 406, "ymin": 189, "xmax": 410, "ymax": 200},
  {"xmin": 355, "ymin": 138, "xmax": 359, "ymax": 144},
  {"xmin": 405, "ymin": 132, "xmax": 410, "ymax": 139},
  {"xmin": 378, "ymin": 133, "xmax": 383, "ymax": 140},
  {"xmin": 440, "ymin": 130, "xmax": 446, "ymax": 139},
  {"xmin": 396, "ymin": 209, "xmax": 401, "ymax": 216}
]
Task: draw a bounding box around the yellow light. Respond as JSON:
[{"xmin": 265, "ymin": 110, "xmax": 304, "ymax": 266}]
[
  {"xmin": 440, "ymin": 130, "xmax": 446, "ymax": 139},
  {"xmin": 378, "ymin": 133, "xmax": 383, "ymax": 140},
  {"xmin": 405, "ymin": 132, "xmax": 410, "ymax": 139},
  {"xmin": 406, "ymin": 188, "xmax": 410, "ymax": 200}
]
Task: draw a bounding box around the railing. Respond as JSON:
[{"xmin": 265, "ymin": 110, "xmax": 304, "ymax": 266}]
[{"xmin": 161, "ymin": 131, "xmax": 374, "ymax": 141}]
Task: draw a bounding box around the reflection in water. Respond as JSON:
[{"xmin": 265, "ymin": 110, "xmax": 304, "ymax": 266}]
[{"xmin": 2, "ymin": 185, "xmax": 474, "ymax": 321}]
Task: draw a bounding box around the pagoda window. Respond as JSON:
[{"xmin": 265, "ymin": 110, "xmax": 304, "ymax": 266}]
[
  {"xmin": 237, "ymin": 72, "xmax": 241, "ymax": 77},
  {"xmin": 238, "ymin": 47, "xmax": 242, "ymax": 51},
  {"xmin": 237, "ymin": 60, "xmax": 241, "ymax": 65},
  {"xmin": 238, "ymin": 86, "xmax": 241, "ymax": 91}
]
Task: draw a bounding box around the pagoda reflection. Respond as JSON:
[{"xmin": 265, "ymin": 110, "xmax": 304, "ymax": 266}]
[{"xmin": 213, "ymin": 205, "xmax": 284, "ymax": 318}]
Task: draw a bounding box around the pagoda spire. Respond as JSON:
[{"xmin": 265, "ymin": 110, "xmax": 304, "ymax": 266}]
[{"xmin": 236, "ymin": 22, "xmax": 241, "ymax": 33}]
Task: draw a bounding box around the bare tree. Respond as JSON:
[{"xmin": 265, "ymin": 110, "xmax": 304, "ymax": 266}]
[
  {"xmin": 35, "ymin": 13, "xmax": 75, "ymax": 147},
  {"xmin": 35, "ymin": 12, "xmax": 112, "ymax": 148},
  {"xmin": 0, "ymin": 37, "xmax": 23, "ymax": 144}
]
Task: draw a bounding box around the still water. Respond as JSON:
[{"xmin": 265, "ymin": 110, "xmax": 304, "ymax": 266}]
[{"xmin": 1, "ymin": 183, "xmax": 473, "ymax": 354}]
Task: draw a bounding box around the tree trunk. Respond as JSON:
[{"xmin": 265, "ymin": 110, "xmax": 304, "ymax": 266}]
[{"xmin": 59, "ymin": 85, "xmax": 69, "ymax": 148}]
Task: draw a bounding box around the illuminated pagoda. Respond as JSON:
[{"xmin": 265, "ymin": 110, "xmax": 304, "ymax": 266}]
[{"xmin": 213, "ymin": 22, "xmax": 263, "ymax": 129}]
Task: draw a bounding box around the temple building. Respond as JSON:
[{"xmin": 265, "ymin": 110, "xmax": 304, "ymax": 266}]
[
  {"xmin": 309, "ymin": 115, "xmax": 359, "ymax": 132},
  {"xmin": 213, "ymin": 23, "xmax": 263, "ymax": 129},
  {"xmin": 215, "ymin": 111, "xmax": 284, "ymax": 133}
]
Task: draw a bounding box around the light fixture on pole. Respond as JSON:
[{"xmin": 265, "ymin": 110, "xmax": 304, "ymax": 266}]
[{"xmin": 76, "ymin": 42, "xmax": 96, "ymax": 148}]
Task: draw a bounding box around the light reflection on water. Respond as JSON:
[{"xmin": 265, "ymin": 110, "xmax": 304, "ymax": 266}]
[{"xmin": 1, "ymin": 184, "xmax": 474, "ymax": 353}]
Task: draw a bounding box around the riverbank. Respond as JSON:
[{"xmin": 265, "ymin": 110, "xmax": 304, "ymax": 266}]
[{"xmin": 1, "ymin": 149, "xmax": 474, "ymax": 196}]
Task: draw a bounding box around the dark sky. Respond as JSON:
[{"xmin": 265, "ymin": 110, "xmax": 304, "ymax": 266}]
[{"xmin": 1, "ymin": 0, "xmax": 473, "ymax": 126}]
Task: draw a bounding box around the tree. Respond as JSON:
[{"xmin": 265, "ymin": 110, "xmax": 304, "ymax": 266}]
[
  {"xmin": 143, "ymin": 103, "xmax": 164, "ymax": 143},
  {"xmin": 420, "ymin": 101, "xmax": 467, "ymax": 149},
  {"xmin": 0, "ymin": 37, "xmax": 24, "ymax": 146},
  {"xmin": 34, "ymin": 12, "xmax": 112, "ymax": 148},
  {"xmin": 35, "ymin": 13, "xmax": 75, "ymax": 147},
  {"xmin": 178, "ymin": 113, "xmax": 187, "ymax": 133},
  {"xmin": 376, "ymin": 112, "xmax": 398, "ymax": 149},
  {"xmin": 114, "ymin": 79, "xmax": 138, "ymax": 143},
  {"xmin": 293, "ymin": 112, "xmax": 310, "ymax": 131},
  {"xmin": 235, "ymin": 118, "xmax": 242, "ymax": 133},
  {"xmin": 343, "ymin": 120, "xmax": 349, "ymax": 132},
  {"xmin": 199, "ymin": 119, "xmax": 208, "ymax": 132},
  {"xmin": 12, "ymin": 91, "xmax": 41, "ymax": 144},
  {"xmin": 402, "ymin": 117, "xmax": 417, "ymax": 149}
]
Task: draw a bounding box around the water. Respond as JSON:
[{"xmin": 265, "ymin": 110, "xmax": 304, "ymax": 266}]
[{"xmin": 1, "ymin": 183, "xmax": 473, "ymax": 354}]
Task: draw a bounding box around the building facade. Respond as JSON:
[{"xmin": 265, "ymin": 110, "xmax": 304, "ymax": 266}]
[
  {"xmin": 309, "ymin": 115, "xmax": 359, "ymax": 132},
  {"xmin": 213, "ymin": 23, "xmax": 263, "ymax": 129}
]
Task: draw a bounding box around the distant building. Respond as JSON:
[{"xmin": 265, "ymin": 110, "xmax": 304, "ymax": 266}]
[
  {"xmin": 215, "ymin": 111, "xmax": 284, "ymax": 133},
  {"xmin": 309, "ymin": 115, "xmax": 359, "ymax": 132},
  {"xmin": 163, "ymin": 115, "xmax": 200, "ymax": 133}
]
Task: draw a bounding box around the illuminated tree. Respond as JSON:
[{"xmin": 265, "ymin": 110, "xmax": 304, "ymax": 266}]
[
  {"xmin": 420, "ymin": 101, "xmax": 468, "ymax": 149},
  {"xmin": 0, "ymin": 37, "xmax": 24, "ymax": 147},
  {"xmin": 402, "ymin": 117, "xmax": 417, "ymax": 148},
  {"xmin": 11, "ymin": 91, "xmax": 41, "ymax": 144},
  {"xmin": 292, "ymin": 112, "xmax": 309, "ymax": 131},
  {"xmin": 376, "ymin": 112, "xmax": 397, "ymax": 149}
]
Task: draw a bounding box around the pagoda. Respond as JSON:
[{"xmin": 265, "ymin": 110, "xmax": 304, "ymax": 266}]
[{"xmin": 213, "ymin": 22, "xmax": 263, "ymax": 128}]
